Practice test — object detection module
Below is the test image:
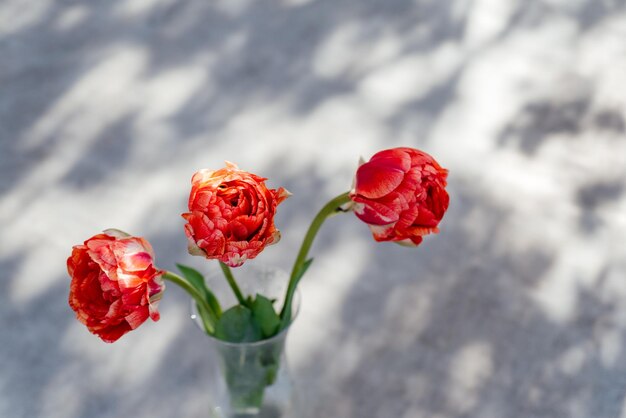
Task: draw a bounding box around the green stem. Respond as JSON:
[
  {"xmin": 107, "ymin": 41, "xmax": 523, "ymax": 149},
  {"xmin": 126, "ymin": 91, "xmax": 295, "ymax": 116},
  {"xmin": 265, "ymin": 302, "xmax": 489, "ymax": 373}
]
[
  {"xmin": 162, "ymin": 271, "xmax": 217, "ymax": 333},
  {"xmin": 279, "ymin": 191, "xmax": 352, "ymax": 326},
  {"xmin": 219, "ymin": 261, "xmax": 246, "ymax": 306}
]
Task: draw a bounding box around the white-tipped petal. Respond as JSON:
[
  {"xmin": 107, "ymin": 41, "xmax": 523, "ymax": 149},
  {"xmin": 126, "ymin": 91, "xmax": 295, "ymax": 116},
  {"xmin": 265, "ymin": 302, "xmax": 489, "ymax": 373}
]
[{"xmin": 103, "ymin": 228, "xmax": 131, "ymax": 238}]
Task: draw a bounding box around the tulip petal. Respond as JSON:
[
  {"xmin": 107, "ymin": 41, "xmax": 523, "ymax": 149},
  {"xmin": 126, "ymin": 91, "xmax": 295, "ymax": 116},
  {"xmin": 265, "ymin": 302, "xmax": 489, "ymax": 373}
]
[
  {"xmin": 267, "ymin": 229, "xmax": 281, "ymax": 246},
  {"xmin": 356, "ymin": 163, "xmax": 405, "ymax": 199},
  {"xmin": 397, "ymin": 237, "xmax": 421, "ymax": 247},
  {"xmin": 352, "ymin": 196, "xmax": 400, "ymax": 225},
  {"xmin": 96, "ymin": 323, "xmax": 131, "ymax": 343},
  {"xmin": 102, "ymin": 229, "xmax": 131, "ymax": 238},
  {"xmin": 187, "ymin": 237, "xmax": 207, "ymax": 256},
  {"xmin": 368, "ymin": 224, "xmax": 395, "ymax": 241},
  {"xmin": 369, "ymin": 148, "xmax": 412, "ymax": 171},
  {"xmin": 275, "ymin": 187, "xmax": 292, "ymax": 204},
  {"xmin": 125, "ymin": 308, "xmax": 150, "ymax": 330}
]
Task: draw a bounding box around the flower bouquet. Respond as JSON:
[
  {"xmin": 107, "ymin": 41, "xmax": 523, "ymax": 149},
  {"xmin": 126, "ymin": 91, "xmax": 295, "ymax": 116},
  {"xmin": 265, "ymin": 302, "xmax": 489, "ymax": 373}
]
[{"xmin": 67, "ymin": 147, "xmax": 449, "ymax": 417}]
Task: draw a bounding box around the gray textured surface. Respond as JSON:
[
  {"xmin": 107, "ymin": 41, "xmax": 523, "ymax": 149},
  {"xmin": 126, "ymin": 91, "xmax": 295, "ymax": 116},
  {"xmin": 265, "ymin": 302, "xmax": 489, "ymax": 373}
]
[{"xmin": 2, "ymin": 0, "xmax": 626, "ymax": 417}]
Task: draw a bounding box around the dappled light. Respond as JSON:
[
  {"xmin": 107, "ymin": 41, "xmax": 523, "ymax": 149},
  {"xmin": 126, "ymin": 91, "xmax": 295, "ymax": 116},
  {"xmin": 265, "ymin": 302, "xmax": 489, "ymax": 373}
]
[{"xmin": 1, "ymin": 0, "xmax": 626, "ymax": 417}]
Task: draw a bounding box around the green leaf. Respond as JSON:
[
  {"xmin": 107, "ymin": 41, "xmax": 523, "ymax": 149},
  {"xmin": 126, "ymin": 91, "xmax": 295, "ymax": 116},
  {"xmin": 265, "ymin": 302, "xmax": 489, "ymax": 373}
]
[
  {"xmin": 177, "ymin": 264, "xmax": 222, "ymax": 317},
  {"xmin": 251, "ymin": 294, "xmax": 280, "ymax": 338},
  {"xmin": 176, "ymin": 263, "xmax": 204, "ymax": 288},
  {"xmin": 215, "ymin": 306, "xmax": 262, "ymax": 343}
]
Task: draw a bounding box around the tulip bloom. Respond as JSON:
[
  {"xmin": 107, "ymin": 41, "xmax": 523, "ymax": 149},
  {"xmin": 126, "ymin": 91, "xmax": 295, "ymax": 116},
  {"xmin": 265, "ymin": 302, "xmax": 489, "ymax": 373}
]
[
  {"xmin": 67, "ymin": 230, "xmax": 164, "ymax": 343},
  {"xmin": 350, "ymin": 147, "xmax": 449, "ymax": 246},
  {"xmin": 182, "ymin": 162, "xmax": 290, "ymax": 267}
]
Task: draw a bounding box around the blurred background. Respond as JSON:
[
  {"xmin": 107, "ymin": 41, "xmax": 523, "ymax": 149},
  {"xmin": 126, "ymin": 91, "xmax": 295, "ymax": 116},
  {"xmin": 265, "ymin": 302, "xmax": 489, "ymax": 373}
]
[{"xmin": 1, "ymin": 0, "xmax": 626, "ymax": 417}]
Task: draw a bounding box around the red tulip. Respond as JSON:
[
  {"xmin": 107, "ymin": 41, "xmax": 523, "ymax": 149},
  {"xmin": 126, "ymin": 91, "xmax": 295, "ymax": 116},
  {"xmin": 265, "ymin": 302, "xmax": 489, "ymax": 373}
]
[
  {"xmin": 67, "ymin": 230, "xmax": 164, "ymax": 343},
  {"xmin": 350, "ymin": 147, "xmax": 449, "ymax": 246},
  {"xmin": 182, "ymin": 162, "xmax": 290, "ymax": 267}
]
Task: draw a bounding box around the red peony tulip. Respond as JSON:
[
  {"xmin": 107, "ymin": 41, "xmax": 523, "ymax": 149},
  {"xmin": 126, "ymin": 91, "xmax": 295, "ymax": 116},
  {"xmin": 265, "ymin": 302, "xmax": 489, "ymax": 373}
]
[
  {"xmin": 350, "ymin": 147, "xmax": 449, "ymax": 246},
  {"xmin": 67, "ymin": 230, "xmax": 165, "ymax": 343},
  {"xmin": 182, "ymin": 162, "xmax": 290, "ymax": 267}
]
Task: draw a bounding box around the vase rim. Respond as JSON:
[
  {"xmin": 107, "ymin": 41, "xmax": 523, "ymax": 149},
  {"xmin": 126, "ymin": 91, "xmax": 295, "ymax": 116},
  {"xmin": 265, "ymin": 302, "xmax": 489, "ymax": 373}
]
[{"xmin": 191, "ymin": 288, "xmax": 301, "ymax": 348}]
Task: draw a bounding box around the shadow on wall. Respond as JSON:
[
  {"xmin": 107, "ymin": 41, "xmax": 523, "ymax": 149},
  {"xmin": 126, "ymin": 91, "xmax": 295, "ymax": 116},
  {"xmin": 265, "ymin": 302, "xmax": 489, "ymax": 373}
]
[
  {"xmin": 299, "ymin": 176, "xmax": 626, "ymax": 417},
  {"xmin": 498, "ymin": 97, "xmax": 625, "ymax": 156},
  {"xmin": 2, "ymin": 0, "xmax": 625, "ymax": 190},
  {"xmin": 576, "ymin": 178, "xmax": 625, "ymax": 234},
  {"xmin": 2, "ymin": 0, "xmax": 626, "ymax": 417},
  {"xmin": 0, "ymin": 0, "xmax": 522, "ymax": 193}
]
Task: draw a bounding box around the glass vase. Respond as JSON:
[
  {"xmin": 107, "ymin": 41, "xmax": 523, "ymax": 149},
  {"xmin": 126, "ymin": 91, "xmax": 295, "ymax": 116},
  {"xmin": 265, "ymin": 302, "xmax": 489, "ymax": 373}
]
[{"xmin": 191, "ymin": 265, "xmax": 300, "ymax": 418}]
